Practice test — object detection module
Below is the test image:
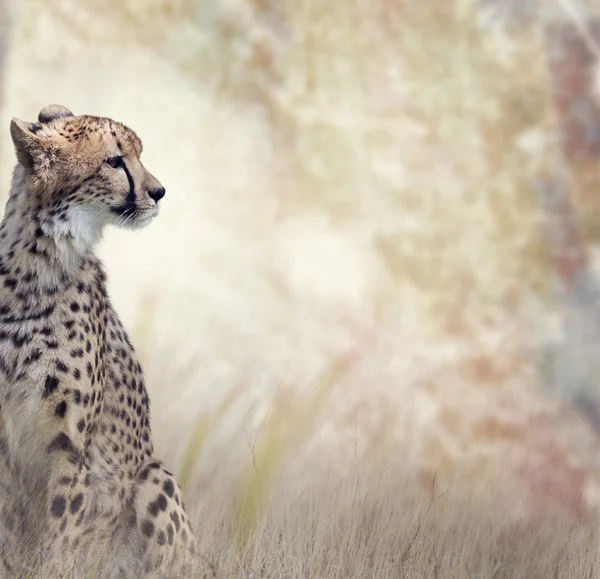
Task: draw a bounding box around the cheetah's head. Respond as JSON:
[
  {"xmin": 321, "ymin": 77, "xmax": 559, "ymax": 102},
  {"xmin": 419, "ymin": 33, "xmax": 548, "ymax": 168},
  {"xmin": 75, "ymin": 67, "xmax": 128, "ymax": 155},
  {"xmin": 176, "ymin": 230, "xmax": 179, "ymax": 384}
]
[{"xmin": 9, "ymin": 104, "xmax": 165, "ymax": 248}]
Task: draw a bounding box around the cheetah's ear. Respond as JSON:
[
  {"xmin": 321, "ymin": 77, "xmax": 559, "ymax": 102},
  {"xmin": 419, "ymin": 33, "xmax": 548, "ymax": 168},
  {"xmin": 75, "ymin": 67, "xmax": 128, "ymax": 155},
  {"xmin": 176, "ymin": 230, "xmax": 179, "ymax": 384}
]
[
  {"xmin": 38, "ymin": 104, "xmax": 74, "ymax": 124},
  {"xmin": 10, "ymin": 118, "xmax": 44, "ymax": 169}
]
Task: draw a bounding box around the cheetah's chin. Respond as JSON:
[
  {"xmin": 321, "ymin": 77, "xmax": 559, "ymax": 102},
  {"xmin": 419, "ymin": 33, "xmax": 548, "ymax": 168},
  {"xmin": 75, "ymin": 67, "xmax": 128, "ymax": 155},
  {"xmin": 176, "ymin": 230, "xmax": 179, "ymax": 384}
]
[{"xmin": 129, "ymin": 212, "xmax": 156, "ymax": 229}]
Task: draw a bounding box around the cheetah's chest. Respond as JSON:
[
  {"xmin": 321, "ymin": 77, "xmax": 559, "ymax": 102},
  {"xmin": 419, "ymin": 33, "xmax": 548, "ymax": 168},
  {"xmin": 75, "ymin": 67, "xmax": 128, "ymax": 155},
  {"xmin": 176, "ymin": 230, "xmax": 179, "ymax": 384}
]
[{"xmin": 0, "ymin": 275, "xmax": 107, "ymax": 476}]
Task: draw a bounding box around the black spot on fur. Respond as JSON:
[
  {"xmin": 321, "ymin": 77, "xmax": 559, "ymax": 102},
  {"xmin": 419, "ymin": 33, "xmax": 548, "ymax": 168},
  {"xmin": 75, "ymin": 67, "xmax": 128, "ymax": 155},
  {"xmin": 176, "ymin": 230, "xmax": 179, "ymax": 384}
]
[
  {"xmin": 55, "ymin": 360, "xmax": 69, "ymax": 373},
  {"xmin": 163, "ymin": 479, "xmax": 174, "ymax": 498},
  {"xmin": 157, "ymin": 494, "xmax": 167, "ymax": 511},
  {"xmin": 50, "ymin": 495, "xmax": 66, "ymax": 517},
  {"xmin": 70, "ymin": 493, "xmax": 83, "ymax": 514},
  {"xmin": 43, "ymin": 375, "xmax": 60, "ymax": 398},
  {"xmin": 48, "ymin": 433, "xmax": 81, "ymax": 464},
  {"xmin": 24, "ymin": 349, "xmax": 42, "ymax": 365},
  {"xmin": 12, "ymin": 333, "xmax": 32, "ymax": 347},
  {"xmin": 55, "ymin": 401, "xmax": 67, "ymax": 418},
  {"xmin": 141, "ymin": 520, "xmax": 154, "ymax": 538},
  {"xmin": 170, "ymin": 511, "xmax": 180, "ymax": 532}
]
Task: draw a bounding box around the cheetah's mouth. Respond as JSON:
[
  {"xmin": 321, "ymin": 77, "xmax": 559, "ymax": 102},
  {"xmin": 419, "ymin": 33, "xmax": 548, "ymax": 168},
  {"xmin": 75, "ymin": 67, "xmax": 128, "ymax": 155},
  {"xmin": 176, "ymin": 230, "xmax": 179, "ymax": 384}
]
[
  {"xmin": 111, "ymin": 202, "xmax": 139, "ymax": 219},
  {"xmin": 111, "ymin": 203, "xmax": 157, "ymax": 228}
]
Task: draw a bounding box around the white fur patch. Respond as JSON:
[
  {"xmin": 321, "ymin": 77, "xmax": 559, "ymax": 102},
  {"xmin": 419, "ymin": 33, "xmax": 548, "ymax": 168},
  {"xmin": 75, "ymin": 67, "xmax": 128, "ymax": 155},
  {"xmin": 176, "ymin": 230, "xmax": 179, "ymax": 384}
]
[{"xmin": 41, "ymin": 204, "xmax": 108, "ymax": 270}]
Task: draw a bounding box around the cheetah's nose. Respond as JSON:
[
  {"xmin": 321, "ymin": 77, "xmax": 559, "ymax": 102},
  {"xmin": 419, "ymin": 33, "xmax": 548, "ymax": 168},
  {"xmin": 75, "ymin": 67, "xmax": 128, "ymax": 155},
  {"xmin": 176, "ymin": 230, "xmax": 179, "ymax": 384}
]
[{"xmin": 148, "ymin": 187, "xmax": 166, "ymax": 203}]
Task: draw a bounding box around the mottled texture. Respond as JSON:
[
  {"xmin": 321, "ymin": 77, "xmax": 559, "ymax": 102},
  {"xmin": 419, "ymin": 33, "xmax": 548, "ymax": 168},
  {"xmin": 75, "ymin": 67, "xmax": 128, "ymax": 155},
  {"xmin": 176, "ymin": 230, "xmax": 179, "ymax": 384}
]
[{"xmin": 0, "ymin": 105, "xmax": 195, "ymax": 577}]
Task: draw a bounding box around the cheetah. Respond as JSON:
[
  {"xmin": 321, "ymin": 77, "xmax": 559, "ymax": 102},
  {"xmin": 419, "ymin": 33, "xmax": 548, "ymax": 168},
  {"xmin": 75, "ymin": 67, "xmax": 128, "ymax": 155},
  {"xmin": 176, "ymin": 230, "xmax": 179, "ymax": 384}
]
[{"xmin": 0, "ymin": 105, "xmax": 196, "ymax": 577}]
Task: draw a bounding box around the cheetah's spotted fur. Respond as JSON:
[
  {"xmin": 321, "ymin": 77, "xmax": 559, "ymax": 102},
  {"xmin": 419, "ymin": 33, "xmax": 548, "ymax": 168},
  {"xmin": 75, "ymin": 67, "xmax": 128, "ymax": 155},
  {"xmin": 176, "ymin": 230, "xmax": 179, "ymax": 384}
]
[{"xmin": 0, "ymin": 105, "xmax": 196, "ymax": 577}]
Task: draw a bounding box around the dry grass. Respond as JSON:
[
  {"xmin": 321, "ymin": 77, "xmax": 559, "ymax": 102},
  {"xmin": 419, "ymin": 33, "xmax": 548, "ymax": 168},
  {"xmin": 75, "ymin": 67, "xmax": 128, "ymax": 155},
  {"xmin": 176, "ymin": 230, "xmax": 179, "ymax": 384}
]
[
  {"xmin": 168, "ymin": 379, "xmax": 600, "ymax": 579},
  {"xmin": 4, "ymin": 0, "xmax": 600, "ymax": 577},
  {"xmin": 185, "ymin": 465, "xmax": 600, "ymax": 579}
]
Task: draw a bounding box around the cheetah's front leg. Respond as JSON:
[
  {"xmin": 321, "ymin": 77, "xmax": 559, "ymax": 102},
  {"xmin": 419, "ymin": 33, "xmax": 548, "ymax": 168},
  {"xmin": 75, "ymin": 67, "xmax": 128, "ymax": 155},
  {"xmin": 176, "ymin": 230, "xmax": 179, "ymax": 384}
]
[
  {"xmin": 110, "ymin": 460, "xmax": 197, "ymax": 577},
  {"xmin": 37, "ymin": 379, "xmax": 93, "ymax": 575}
]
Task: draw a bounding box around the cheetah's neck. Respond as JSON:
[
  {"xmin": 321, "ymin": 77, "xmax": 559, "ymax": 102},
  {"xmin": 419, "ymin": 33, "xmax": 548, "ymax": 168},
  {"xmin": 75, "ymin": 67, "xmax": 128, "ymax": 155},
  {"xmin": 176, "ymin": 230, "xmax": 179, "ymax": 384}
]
[{"xmin": 0, "ymin": 165, "xmax": 104, "ymax": 294}]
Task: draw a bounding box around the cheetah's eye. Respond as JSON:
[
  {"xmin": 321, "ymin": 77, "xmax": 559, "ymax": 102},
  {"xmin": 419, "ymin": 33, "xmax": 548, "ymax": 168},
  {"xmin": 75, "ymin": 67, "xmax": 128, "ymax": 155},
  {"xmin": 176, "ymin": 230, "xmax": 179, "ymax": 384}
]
[{"xmin": 105, "ymin": 156, "xmax": 124, "ymax": 169}]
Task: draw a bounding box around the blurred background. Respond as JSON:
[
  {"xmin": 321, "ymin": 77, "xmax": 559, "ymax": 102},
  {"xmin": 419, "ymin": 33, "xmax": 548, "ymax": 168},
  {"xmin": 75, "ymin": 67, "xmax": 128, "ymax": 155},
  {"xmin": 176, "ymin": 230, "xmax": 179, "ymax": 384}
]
[{"xmin": 5, "ymin": 0, "xmax": 600, "ymax": 576}]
